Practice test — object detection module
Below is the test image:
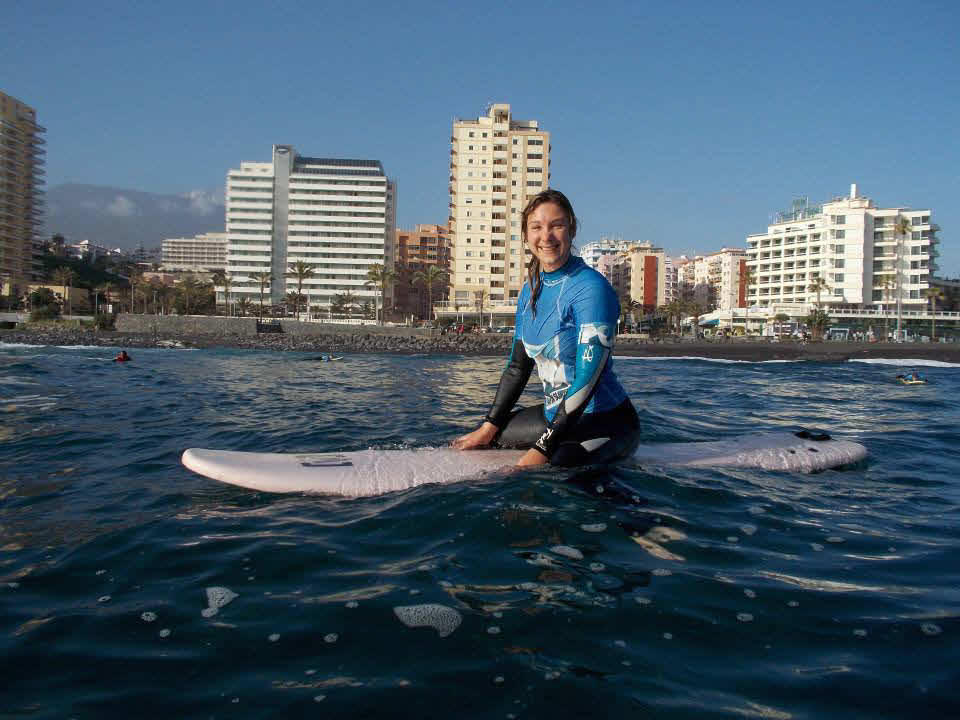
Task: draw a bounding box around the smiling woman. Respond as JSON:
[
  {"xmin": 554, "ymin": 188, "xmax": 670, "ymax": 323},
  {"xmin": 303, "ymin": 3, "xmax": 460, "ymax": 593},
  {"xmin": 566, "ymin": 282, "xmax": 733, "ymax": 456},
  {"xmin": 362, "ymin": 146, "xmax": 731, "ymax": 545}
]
[{"xmin": 452, "ymin": 189, "xmax": 641, "ymax": 469}]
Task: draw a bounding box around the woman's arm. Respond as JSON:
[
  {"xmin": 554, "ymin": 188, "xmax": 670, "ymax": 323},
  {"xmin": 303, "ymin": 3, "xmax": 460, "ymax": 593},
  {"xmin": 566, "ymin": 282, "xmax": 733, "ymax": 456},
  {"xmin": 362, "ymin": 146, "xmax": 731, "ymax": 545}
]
[
  {"xmin": 452, "ymin": 337, "xmax": 534, "ymax": 450},
  {"xmin": 532, "ymin": 322, "xmax": 612, "ymax": 458}
]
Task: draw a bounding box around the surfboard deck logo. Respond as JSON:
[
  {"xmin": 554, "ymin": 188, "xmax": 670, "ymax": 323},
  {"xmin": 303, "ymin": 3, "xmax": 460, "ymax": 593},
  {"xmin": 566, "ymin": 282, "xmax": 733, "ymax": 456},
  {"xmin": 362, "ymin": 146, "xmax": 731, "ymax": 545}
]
[{"xmin": 295, "ymin": 453, "xmax": 354, "ymax": 468}]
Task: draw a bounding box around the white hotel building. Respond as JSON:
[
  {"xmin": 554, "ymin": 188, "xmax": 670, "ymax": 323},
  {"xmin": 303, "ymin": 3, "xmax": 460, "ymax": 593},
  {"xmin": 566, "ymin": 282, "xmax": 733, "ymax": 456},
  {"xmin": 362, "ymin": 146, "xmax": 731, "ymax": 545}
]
[
  {"xmin": 746, "ymin": 184, "xmax": 937, "ymax": 314},
  {"xmin": 225, "ymin": 146, "xmax": 395, "ymax": 313},
  {"xmin": 162, "ymin": 232, "xmax": 227, "ymax": 272},
  {"xmin": 445, "ymin": 103, "xmax": 549, "ymax": 321}
]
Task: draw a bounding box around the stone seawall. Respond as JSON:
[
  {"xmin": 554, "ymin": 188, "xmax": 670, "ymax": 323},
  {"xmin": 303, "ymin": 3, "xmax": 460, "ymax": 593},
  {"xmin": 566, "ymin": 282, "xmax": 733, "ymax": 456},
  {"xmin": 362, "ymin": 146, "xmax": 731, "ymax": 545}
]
[
  {"xmin": 116, "ymin": 314, "xmax": 436, "ymax": 339},
  {"xmin": 3, "ymin": 315, "xmax": 960, "ymax": 362}
]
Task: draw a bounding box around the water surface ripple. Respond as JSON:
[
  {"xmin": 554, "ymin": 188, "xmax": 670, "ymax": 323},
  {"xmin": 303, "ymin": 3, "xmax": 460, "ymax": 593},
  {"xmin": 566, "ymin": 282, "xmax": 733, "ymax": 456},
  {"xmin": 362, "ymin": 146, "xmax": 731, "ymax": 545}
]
[{"xmin": 1, "ymin": 344, "xmax": 957, "ymax": 718}]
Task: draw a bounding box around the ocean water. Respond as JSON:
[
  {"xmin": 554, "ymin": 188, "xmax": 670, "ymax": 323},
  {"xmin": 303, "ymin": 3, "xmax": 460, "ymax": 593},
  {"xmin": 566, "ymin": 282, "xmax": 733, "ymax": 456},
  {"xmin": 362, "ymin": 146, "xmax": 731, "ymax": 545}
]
[{"xmin": 1, "ymin": 342, "xmax": 958, "ymax": 719}]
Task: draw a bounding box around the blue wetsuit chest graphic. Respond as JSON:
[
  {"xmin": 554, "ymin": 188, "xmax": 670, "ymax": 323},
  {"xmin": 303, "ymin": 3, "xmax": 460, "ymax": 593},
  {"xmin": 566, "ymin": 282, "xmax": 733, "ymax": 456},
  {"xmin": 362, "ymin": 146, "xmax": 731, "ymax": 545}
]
[{"xmin": 515, "ymin": 257, "xmax": 626, "ymax": 422}]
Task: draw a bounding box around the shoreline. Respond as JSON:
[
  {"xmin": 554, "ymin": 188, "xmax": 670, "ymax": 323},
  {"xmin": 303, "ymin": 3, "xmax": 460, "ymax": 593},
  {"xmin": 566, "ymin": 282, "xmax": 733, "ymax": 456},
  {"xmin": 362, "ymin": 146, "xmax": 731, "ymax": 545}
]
[{"xmin": 3, "ymin": 326, "xmax": 960, "ymax": 363}]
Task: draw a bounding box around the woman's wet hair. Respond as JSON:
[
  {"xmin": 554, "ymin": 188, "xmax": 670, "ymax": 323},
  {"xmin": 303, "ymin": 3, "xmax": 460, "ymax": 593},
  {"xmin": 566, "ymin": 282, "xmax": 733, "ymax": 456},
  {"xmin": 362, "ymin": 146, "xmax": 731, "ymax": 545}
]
[{"xmin": 522, "ymin": 189, "xmax": 578, "ymax": 317}]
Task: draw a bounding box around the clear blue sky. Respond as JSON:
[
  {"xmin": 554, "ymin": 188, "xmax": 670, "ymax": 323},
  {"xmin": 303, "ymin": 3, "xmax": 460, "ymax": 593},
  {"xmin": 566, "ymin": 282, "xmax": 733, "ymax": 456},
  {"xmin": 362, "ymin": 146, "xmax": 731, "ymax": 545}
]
[{"xmin": 6, "ymin": 0, "xmax": 959, "ymax": 275}]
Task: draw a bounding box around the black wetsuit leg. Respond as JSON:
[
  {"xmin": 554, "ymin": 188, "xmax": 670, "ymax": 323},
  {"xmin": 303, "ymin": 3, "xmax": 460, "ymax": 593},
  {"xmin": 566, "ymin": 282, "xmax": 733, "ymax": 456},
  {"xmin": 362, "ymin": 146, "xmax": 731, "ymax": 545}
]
[{"xmin": 493, "ymin": 399, "xmax": 641, "ymax": 468}]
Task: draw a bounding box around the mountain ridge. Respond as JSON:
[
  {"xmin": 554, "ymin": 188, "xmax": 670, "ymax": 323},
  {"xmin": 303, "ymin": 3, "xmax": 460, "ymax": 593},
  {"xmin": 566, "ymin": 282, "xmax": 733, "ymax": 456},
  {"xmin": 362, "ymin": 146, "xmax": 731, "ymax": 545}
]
[{"xmin": 45, "ymin": 183, "xmax": 226, "ymax": 250}]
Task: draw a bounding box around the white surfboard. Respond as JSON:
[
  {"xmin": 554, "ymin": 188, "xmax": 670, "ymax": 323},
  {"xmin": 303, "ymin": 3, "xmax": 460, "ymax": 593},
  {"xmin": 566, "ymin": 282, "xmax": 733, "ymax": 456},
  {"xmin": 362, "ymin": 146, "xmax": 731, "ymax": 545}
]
[{"xmin": 182, "ymin": 431, "xmax": 867, "ymax": 496}]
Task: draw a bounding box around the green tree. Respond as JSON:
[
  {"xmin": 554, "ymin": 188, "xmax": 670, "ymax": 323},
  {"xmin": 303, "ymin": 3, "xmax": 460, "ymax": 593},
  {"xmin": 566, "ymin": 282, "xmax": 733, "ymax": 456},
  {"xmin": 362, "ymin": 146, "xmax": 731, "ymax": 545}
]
[
  {"xmin": 341, "ymin": 290, "xmax": 358, "ymax": 318},
  {"xmin": 209, "ymin": 269, "xmax": 227, "ymax": 316},
  {"xmin": 252, "ymin": 272, "xmax": 272, "ymax": 321},
  {"xmin": 878, "ymin": 274, "xmax": 897, "ymax": 341},
  {"xmin": 806, "ymin": 308, "xmax": 830, "ymax": 340},
  {"xmin": 330, "ymin": 293, "xmax": 348, "ymax": 318},
  {"xmin": 176, "ymin": 275, "xmax": 201, "ymax": 315},
  {"xmin": 411, "ymin": 265, "xmax": 448, "ymax": 323},
  {"xmin": 474, "ymin": 288, "xmax": 489, "ymax": 328},
  {"xmin": 286, "ymin": 261, "xmax": 314, "ymax": 321},
  {"xmin": 365, "ymin": 263, "xmax": 396, "ymax": 325},
  {"xmin": 284, "ymin": 291, "xmax": 304, "ymax": 318},
  {"xmin": 926, "ymin": 285, "xmax": 945, "ymax": 341},
  {"xmin": 236, "ymin": 297, "xmax": 252, "ymax": 318},
  {"xmin": 774, "ymin": 312, "xmax": 790, "ymax": 340},
  {"xmin": 52, "ymin": 267, "xmax": 75, "ymax": 316},
  {"xmin": 623, "ymin": 299, "xmax": 644, "ymax": 332}
]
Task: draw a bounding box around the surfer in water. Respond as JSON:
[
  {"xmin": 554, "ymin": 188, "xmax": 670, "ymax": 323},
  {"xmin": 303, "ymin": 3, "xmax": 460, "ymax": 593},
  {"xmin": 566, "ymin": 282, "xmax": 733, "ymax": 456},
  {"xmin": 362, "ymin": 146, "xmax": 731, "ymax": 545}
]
[
  {"xmin": 453, "ymin": 189, "xmax": 641, "ymax": 468},
  {"xmin": 113, "ymin": 350, "xmax": 132, "ymax": 362}
]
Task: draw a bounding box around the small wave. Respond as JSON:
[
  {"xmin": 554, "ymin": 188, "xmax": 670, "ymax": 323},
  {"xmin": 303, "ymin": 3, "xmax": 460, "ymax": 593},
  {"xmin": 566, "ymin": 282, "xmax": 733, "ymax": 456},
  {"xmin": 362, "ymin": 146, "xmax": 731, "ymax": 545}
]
[
  {"xmin": 848, "ymin": 358, "xmax": 960, "ymax": 368},
  {"xmin": 758, "ymin": 570, "xmax": 923, "ymax": 594},
  {"xmin": 0, "ymin": 342, "xmax": 45, "ymax": 349},
  {"xmin": 615, "ymin": 355, "xmax": 798, "ymax": 364}
]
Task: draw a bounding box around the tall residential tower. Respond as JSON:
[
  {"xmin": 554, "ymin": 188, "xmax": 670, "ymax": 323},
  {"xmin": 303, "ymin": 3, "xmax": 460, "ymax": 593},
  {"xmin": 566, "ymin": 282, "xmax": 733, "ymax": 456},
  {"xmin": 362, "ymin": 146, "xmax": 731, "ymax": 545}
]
[
  {"xmin": 448, "ymin": 103, "xmax": 549, "ymax": 320},
  {"xmin": 225, "ymin": 146, "xmax": 395, "ymax": 316},
  {"xmin": 0, "ymin": 91, "xmax": 46, "ymax": 291}
]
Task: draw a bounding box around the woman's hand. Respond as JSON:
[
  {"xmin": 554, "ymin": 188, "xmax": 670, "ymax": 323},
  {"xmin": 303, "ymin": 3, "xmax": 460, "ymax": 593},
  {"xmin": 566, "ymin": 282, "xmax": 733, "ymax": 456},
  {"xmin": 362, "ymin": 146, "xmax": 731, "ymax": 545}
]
[
  {"xmin": 515, "ymin": 448, "xmax": 549, "ymax": 467},
  {"xmin": 451, "ymin": 421, "xmax": 499, "ymax": 451}
]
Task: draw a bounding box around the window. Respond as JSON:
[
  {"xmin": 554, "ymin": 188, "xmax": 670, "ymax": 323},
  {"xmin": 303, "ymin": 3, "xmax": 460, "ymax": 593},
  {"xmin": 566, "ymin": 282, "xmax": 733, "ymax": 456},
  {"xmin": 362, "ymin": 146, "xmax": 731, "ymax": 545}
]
[
  {"xmin": 834, "ymin": 259, "xmax": 845, "ymax": 269},
  {"xmin": 833, "ymin": 230, "xmax": 846, "ymax": 239},
  {"xmin": 833, "ymin": 289, "xmax": 844, "ymax": 297},
  {"xmin": 833, "ymin": 245, "xmax": 845, "ymax": 254},
  {"xmin": 831, "ymin": 215, "xmax": 846, "ymax": 224},
  {"xmin": 833, "ymin": 273, "xmax": 844, "ymax": 282}
]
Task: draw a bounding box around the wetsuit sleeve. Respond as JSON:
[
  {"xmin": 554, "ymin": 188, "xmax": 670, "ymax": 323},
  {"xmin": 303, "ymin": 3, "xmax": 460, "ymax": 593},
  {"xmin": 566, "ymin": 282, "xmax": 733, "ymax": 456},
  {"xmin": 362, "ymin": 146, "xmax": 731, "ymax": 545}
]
[
  {"xmin": 535, "ymin": 283, "xmax": 618, "ymax": 458},
  {"xmin": 485, "ymin": 337, "xmax": 534, "ymax": 428}
]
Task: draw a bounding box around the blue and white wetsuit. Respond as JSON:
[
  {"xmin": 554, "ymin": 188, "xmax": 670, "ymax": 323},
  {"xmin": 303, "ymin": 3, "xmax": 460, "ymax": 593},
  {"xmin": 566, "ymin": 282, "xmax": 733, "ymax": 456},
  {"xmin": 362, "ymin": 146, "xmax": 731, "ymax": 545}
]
[{"xmin": 485, "ymin": 256, "xmax": 640, "ymax": 466}]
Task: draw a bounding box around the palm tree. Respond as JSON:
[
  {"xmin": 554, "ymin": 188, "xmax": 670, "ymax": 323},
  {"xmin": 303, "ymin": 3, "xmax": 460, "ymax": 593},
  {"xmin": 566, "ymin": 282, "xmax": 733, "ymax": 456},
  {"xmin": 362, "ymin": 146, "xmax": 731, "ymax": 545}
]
[
  {"xmin": 341, "ymin": 290, "xmax": 359, "ymax": 318},
  {"xmin": 926, "ymin": 286, "xmax": 945, "ymax": 341},
  {"xmin": 236, "ymin": 297, "xmax": 252, "ymax": 318},
  {"xmin": 893, "ymin": 215, "xmax": 911, "ymax": 341},
  {"xmin": 330, "ymin": 293, "xmax": 349, "ymax": 318},
  {"xmin": 221, "ymin": 275, "xmax": 233, "ymax": 317},
  {"xmin": 252, "ymin": 272, "xmax": 272, "ymax": 321},
  {"xmin": 52, "ymin": 267, "xmax": 74, "ymax": 316},
  {"xmin": 209, "ymin": 269, "xmax": 227, "ymax": 316},
  {"xmin": 474, "ymin": 288, "xmax": 489, "ymax": 328},
  {"xmin": 177, "ymin": 275, "xmax": 201, "ymax": 315},
  {"xmin": 364, "ymin": 263, "xmax": 396, "ymax": 325},
  {"xmin": 807, "ymin": 275, "xmax": 830, "ymax": 309},
  {"xmin": 286, "ymin": 261, "xmax": 314, "ymax": 321},
  {"xmin": 773, "ymin": 312, "xmax": 790, "ymax": 340},
  {"xmin": 411, "ymin": 265, "xmax": 448, "ymax": 323},
  {"xmin": 95, "ymin": 281, "xmax": 113, "ymax": 316},
  {"xmin": 284, "ymin": 291, "xmax": 304, "ymax": 318},
  {"xmin": 879, "ymin": 274, "xmax": 897, "ymax": 341},
  {"xmin": 623, "ymin": 299, "xmax": 643, "ymax": 333}
]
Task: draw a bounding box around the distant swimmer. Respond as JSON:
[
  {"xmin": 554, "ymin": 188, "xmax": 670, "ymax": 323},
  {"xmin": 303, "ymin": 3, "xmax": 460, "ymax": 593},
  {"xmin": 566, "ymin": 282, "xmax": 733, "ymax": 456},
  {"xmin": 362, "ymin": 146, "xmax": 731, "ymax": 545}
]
[{"xmin": 113, "ymin": 350, "xmax": 132, "ymax": 363}]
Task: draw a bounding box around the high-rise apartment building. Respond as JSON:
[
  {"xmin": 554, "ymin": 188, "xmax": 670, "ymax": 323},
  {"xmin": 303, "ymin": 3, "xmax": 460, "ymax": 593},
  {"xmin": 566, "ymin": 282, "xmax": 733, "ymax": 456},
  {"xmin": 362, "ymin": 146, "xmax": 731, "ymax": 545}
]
[
  {"xmin": 579, "ymin": 237, "xmax": 648, "ymax": 270},
  {"xmin": 448, "ymin": 104, "xmax": 549, "ymax": 318},
  {"xmin": 746, "ymin": 184, "xmax": 938, "ymax": 311},
  {"xmin": 686, "ymin": 248, "xmax": 747, "ymax": 310},
  {"xmin": 162, "ymin": 232, "xmax": 227, "ymax": 272},
  {"xmin": 0, "ymin": 91, "xmax": 46, "ymax": 290},
  {"xmin": 596, "ymin": 242, "xmax": 668, "ymax": 311},
  {"xmin": 224, "ymin": 146, "xmax": 395, "ymax": 315},
  {"xmin": 394, "ymin": 224, "xmax": 451, "ymax": 321}
]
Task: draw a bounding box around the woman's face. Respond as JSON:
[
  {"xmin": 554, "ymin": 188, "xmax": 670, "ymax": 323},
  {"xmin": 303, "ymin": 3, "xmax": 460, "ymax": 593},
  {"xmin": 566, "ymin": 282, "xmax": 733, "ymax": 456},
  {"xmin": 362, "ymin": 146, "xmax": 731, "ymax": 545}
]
[{"xmin": 525, "ymin": 201, "xmax": 573, "ymax": 272}]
